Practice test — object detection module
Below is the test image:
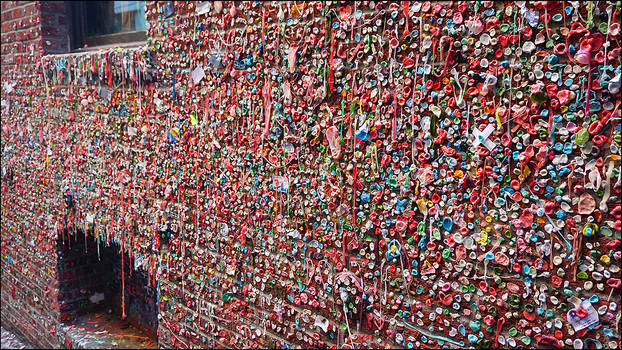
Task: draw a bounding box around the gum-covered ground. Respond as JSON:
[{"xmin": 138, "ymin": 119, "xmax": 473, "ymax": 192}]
[
  {"xmin": 1, "ymin": 326, "xmax": 34, "ymax": 349},
  {"xmin": 1, "ymin": 313, "xmax": 157, "ymax": 349},
  {"xmin": 57, "ymin": 312, "xmax": 158, "ymax": 349}
]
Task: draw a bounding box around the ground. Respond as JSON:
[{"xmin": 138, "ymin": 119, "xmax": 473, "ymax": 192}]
[{"xmin": 1, "ymin": 326, "xmax": 34, "ymax": 349}]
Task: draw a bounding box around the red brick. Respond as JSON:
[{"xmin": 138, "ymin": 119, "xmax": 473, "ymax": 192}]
[
  {"xmin": 7, "ymin": 8, "xmax": 19, "ymax": 19},
  {"xmin": 40, "ymin": 1, "xmax": 64, "ymax": 13},
  {"xmin": 40, "ymin": 13, "xmax": 54, "ymax": 25},
  {"xmin": 14, "ymin": 7, "xmax": 24, "ymax": 18},
  {"xmin": 24, "ymin": 3, "xmax": 37, "ymax": 17},
  {"xmin": 42, "ymin": 38, "xmax": 57, "ymax": 51},
  {"xmin": 40, "ymin": 25, "xmax": 56, "ymax": 36},
  {"xmin": 13, "ymin": 42, "xmax": 24, "ymax": 52},
  {"xmin": 1, "ymin": 9, "xmax": 14, "ymax": 21},
  {"xmin": 2, "ymin": 55, "xmax": 14, "ymax": 65}
]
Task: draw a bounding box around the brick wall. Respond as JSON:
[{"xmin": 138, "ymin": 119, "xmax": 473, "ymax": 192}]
[
  {"xmin": 1, "ymin": 1, "xmax": 160, "ymax": 347},
  {"xmin": 39, "ymin": 1, "xmax": 69, "ymax": 54},
  {"xmin": 1, "ymin": 1, "xmax": 61, "ymax": 349},
  {"xmin": 0, "ymin": 1, "xmax": 40, "ymax": 76},
  {"xmin": 2, "ymin": 1, "xmax": 622, "ymax": 350}
]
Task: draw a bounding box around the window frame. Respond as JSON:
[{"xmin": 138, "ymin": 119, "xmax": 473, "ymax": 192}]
[{"xmin": 70, "ymin": 1, "xmax": 147, "ymax": 52}]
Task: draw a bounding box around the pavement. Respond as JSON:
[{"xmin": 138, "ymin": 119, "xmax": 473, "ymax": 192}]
[
  {"xmin": 1, "ymin": 326, "xmax": 34, "ymax": 349},
  {"xmin": 58, "ymin": 312, "xmax": 158, "ymax": 349},
  {"xmin": 2, "ymin": 313, "xmax": 157, "ymax": 349}
]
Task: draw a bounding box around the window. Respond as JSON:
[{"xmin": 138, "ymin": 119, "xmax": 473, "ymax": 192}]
[{"xmin": 70, "ymin": 1, "xmax": 147, "ymax": 50}]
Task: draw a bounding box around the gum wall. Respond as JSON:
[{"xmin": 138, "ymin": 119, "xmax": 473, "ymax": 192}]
[{"xmin": 1, "ymin": 1, "xmax": 621, "ymax": 349}]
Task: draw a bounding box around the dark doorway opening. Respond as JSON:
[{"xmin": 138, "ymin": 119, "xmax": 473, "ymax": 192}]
[{"xmin": 56, "ymin": 227, "xmax": 158, "ymax": 348}]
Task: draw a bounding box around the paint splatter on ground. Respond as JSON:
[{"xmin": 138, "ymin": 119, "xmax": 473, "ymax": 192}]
[
  {"xmin": 58, "ymin": 313, "xmax": 158, "ymax": 349},
  {"xmin": 1, "ymin": 326, "xmax": 34, "ymax": 349}
]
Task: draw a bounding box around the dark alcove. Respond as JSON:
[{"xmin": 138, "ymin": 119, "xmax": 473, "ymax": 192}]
[{"xmin": 56, "ymin": 226, "xmax": 157, "ymax": 348}]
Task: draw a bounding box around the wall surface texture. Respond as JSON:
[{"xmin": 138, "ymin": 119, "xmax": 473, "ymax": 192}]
[
  {"xmin": 1, "ymin": 1, "xmax": 62, "ymax": 348},
  {"xmin": 2, "ymin": 1, "xmax": 622, "ymax": 349}
]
